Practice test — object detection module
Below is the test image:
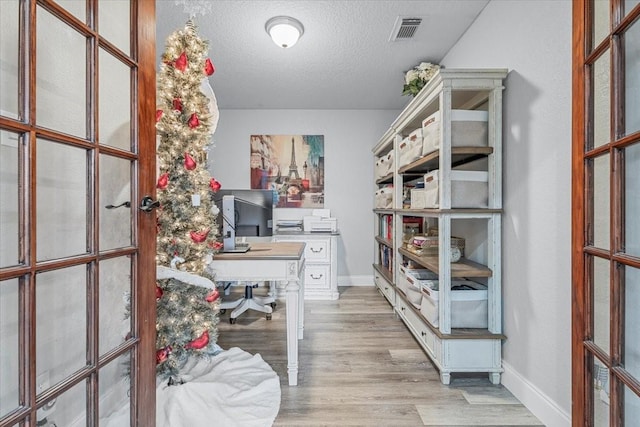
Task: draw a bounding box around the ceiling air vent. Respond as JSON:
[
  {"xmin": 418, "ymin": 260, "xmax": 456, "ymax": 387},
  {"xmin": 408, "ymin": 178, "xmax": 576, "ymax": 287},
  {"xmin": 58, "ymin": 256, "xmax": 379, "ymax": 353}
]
[{"xmin": 389, "ymin": 16, "xmax": 422, "ymax": 41}]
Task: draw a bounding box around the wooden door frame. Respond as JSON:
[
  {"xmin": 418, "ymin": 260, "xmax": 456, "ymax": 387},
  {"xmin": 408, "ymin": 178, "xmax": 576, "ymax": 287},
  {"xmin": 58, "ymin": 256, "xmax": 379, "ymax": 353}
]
[
  {"xmin": 134, "ymin": 0, "xmax": 157, "ymax": 425},
  {"xmin": 0, "ymin": 1, "xmax": 156, "ymax": 425},
  {"xmin": 573, "ymin": 1, "xmax": 640, "ymax": 424},
  {"xmin": 571, "ymin": 0, "xmax": 588, "ymax": 423}
]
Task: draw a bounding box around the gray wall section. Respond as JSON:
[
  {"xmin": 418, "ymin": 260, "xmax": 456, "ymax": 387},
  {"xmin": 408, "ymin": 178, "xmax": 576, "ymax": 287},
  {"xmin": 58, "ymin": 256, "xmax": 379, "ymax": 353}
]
[
  {"xmin": 209, "ymin": 108, "xmax": 399, "ymax": 280},
  {"xmin": 441, "ymin": 1, "xmax": 572, "ymax": 425}
]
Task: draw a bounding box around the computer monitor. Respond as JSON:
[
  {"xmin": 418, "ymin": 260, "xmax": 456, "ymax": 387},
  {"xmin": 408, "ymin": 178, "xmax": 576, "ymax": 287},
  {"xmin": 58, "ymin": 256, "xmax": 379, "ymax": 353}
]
[{"xmin": 213, "ymin": 189, "xmax": 274, "ymax": 252}]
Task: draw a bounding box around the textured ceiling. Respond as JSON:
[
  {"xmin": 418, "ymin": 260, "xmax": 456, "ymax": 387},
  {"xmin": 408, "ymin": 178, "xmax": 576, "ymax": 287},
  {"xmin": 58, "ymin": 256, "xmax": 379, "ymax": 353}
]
[{"xmin": 156, "ymin": 1, "xmax": 490, "ymax": 110}]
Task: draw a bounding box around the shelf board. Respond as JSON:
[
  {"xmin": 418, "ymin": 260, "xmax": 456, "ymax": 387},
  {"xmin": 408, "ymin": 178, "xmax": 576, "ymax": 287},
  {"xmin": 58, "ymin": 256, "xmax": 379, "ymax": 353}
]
[
  {"xmin": 375, "ymin": 236, "xmax": 393, "ymax": 248},
  {"xmin": 398, "ymin": 146, "xmax": 494, "ymax": 175},
  {"xmin": 373, "ymin": 263, "xmax": 394, "ymax": 284},
  {"xmin": 397, "ymin": 208, "xmax": 503, "ymax": 215},
  {"xmin": 398, "ymin": 247, "xmax": 492, "ymax": 277},
  {"xmin": 395, "ymin": 289, "xmax": 506, "ymax": 340},
  {"xmin": 373, "ymin": 208, "xmax": 394, "ymax": 214},
  {"xmin": 375, "ymin": 173, "xmax": 394, "ymax": 185}
]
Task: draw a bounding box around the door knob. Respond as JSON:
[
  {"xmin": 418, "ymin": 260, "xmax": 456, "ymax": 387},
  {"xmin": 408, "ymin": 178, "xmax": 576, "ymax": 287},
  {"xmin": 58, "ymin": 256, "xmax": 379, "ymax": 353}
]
[{"xmin": 139, "ymin": 196, "xmax": 160, "ymax": 212}]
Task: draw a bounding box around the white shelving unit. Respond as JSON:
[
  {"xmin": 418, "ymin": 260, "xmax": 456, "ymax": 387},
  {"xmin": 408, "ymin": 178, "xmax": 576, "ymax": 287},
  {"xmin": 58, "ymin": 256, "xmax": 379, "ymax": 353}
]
[{"xmin": 372, "ymin": 68, "xmax": 508, "ymax": 384}]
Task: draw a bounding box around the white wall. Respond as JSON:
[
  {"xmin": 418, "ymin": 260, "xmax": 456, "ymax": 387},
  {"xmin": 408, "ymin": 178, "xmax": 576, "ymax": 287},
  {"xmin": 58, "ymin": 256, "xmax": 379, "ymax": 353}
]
[
  {"xmin": 209, "ymin": 109, "xmax": 398, "ymax": 283},
  {"xmin": 440, "ymin": 1, "xmax": 572, "ymax": 425}
]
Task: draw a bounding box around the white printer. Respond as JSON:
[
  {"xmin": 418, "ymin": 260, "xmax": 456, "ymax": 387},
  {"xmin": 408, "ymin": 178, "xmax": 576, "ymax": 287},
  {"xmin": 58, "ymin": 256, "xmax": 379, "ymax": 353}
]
[{"xmin": 303, "ymin": 209, "xmax": 338, "ymax": 233}]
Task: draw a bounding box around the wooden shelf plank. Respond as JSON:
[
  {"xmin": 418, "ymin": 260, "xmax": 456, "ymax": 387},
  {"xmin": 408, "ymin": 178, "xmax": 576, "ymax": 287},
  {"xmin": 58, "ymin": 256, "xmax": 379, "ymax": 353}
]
[
  {"xmin": 398, "ymin": 146, "xmax": 494, "ymax": 175},
  {"xmin": 373, "ymin": 263, "xmax": 393, "ymax": 284},
  {"xmin": 396, "ymin": 208, "xmax": 503, "ymax": 215},
  {"xmin": 375, "ymin": 236, "xmax": 393, "ymax": 248},
  {"xmin": 398, "ymin": 247, "xmax": 492, "ymax": 277},
  {"xmin": 375, "ymin": 173, "xmax": 394, "ymax": 185}
]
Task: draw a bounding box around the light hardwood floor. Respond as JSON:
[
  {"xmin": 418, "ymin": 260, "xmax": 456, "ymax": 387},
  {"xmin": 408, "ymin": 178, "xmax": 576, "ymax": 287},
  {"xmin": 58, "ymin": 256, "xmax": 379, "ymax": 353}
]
[{"xmin": 216, "ymin": 285, "xmax": 543, "ymax": 426}]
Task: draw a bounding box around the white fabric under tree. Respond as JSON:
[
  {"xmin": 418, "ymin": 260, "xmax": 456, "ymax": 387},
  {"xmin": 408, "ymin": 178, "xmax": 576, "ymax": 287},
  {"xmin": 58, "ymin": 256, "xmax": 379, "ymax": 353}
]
[
  {"xmin": 101, "ymin": 347, "xmax": 281, "ymax": 427},
  {"xmin": 101, "ymin": 268, "xmax": 281, "ymax": 427}
]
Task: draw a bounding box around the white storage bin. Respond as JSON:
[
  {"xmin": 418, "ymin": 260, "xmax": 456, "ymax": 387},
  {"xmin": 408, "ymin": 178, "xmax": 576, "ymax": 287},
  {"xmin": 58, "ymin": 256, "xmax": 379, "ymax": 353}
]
[
  {"xmin": 404, "ymin": 267, "xmax": 436, "ymax": 309},
  {"xmin": 397, "ymin": 265, "xmax": 436, "ymax": 296},
  {"xmin": 423, "ymin": 170, "xmax": 488, "ymax": 208},
  {"xmin": 375, "ymin": 186, "xmax": 393, "ymax": 209},
  {"xmin": 375, "ymin": 157, "xmax": 389, "ymax": 180},
  {"xmin": 422, "ymin": 109, "xmax": 489, "ymax": 156},
  {"xmin": 397, "ymin": 128, "xmax": 423, "ymax": 168},
  {"xmin": 410, "ymin": 188, "xmax": 427, "ymax": 209},
  {"xmin": 419, "ymin": 280, "xmax": 488, "ymax": 328}
]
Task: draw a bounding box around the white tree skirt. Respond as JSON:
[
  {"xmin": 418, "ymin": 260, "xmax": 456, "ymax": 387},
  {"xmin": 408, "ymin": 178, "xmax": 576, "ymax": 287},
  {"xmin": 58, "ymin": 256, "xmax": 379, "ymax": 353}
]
[{"xmin": 102, "ymin": 347, "xmax": 281, "ymax": 427}]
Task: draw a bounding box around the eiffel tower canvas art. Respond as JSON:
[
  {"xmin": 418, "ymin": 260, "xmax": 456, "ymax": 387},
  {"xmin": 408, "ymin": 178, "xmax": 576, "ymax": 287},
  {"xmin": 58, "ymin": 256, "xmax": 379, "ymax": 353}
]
[{"xmin": 250, "ymin": 134, "xmax": 324, "ymax": 208}]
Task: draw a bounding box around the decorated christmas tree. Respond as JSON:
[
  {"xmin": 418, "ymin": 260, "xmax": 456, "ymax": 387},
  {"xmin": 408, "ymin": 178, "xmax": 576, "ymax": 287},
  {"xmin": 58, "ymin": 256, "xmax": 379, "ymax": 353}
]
[{"xmin": 154, "ymin": 21, "xmax": 223, "ymax": 380}]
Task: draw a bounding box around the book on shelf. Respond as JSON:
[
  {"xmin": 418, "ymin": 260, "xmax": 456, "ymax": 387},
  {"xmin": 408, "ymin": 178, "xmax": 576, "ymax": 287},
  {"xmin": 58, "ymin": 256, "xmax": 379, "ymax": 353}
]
[{"xmin": 378, "ymin": 214, "xmax": 393, "ymax": 240}]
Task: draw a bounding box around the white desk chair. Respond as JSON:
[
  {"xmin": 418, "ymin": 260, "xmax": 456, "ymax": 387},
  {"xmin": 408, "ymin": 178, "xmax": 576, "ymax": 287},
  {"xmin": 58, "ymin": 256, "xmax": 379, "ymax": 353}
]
[{"xmin": 219, "ymin": 281, "xmax": 276, "ymax": 324}]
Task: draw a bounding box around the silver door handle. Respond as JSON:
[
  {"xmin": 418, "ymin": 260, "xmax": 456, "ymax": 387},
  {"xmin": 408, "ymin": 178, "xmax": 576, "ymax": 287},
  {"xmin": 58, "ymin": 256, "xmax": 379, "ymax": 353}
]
[{"xmin": 139, "ymin": 196, "xmax": 160, "ymax": 212}]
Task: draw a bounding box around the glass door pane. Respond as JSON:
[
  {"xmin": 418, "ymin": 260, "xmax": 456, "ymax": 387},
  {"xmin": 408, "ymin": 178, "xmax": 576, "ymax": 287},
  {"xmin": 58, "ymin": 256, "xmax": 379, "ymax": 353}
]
[
  {"xmin": 36, "ymin": 139, "xmax": 88, "ymax": 261},
  {"xmin": 40, "ymin": 380, "xmax": 87, "ymax": 426},
  {"xmin": 98, "ymin": 0, "xmax": 131, "ymax": 56},
  {"xmin": 36, "ymin": 265, "xmax": 87, "ymax": 386},
  {"xmin": 626, "ymin": 0, "xmax": 640, "ymax": 16},
  {"xmin": 625, "ymin": 386, "xmax": 640, "ymax": 424},
  {"xmin": 593, "ymin": 154, "xmax": 610, "ymax": 249},
  {"xmin": 98, "ymin": 351, "xmax": 132, "ymax": 426},
  {"xmin": 593, "ymin": 257, "xmax": 611, "ymax": 354},
  {"xmin": 99, "ymin": 49, "xmax": 132, "ymax": 151},
  {"xmin": 627, "ymin": 143, "xmax": 640, "ymax": 257},
  {"xmin": 593, "ymin": 50, "xmax": 611, "ymax": 149},
  {"xmin": 99, "ymin": 256, "xmax": 132, "ymax": 356},
  {"xmin": 593, "ymin": 0, "xmax": 611, "ymax": 50},
  {"xmin": 0, "ymin": 278, "xmax": 20, "ymax": 418},
  {"xmin": 593, "ymin": 358, "xmax": 610, "ymax": 426},
  {"xmin": 99, "ymin": 154, "xmax": 132, "ymax": 250},
  {"xmin": 55, "ymin": 0, "xmax": 86, "ymax": 23},
  {"xmin": 0, "ymin": 0, "xmax": 19, "ymax": 119},
  {"xmin": 0, "ymin": 130, "xmax": 21, "ymax": 268},
  {"xmin": 624, "ymin": 265, "xmax": 640, "ymax": 379},
  {"xmin": 36, "ymin": 6, "xmax": 87, "ymax": 138},
  {"xmin": 625, "ymin": 18, "xmax": 640, "ymax": 136}
]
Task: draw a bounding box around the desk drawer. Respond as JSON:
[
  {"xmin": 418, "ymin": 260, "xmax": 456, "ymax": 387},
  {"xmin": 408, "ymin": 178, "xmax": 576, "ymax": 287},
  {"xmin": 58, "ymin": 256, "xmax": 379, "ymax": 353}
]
[
  {"xmin": 305, "ymin": 265, "xmax": 331, "ymax": 290},
  {"xmin": 273, "ymin": 236, "xmax": 331, "ymax": 263},
  {"xmin": 304, "ymin": 239, "xmax": 330, "ymax": 262}
]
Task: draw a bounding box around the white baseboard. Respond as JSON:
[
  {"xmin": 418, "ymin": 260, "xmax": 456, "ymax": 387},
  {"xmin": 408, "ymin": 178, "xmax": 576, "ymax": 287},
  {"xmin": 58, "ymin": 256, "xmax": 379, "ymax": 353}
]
[
  {"xmin": 502, "ymin": 361, "xmax": 570, "ymax": 427},
  {"xmin": 338, "ymin": 275, "xmax": 374, "ymax": 286}
]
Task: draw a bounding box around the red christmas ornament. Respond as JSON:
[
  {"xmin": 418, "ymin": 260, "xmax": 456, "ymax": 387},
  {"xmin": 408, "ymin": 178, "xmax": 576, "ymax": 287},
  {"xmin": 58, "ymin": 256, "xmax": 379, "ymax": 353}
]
[
  {"xmin": 156, "ymin": 173, "xmax": 169, "ymax": 190},
  {"xmin": 188, "ymin": 113, "xmax": 200, "ymax": 128},
  {"xmin": 156, "ymin": 109, "xmax": 163, "ymax": 122},
  {"xmin": 190, "ymin": 229, "xmax": 210, "ymax": 243},
  {"xmin": 184, "ymin": 152, "xmax": 197, "ymax": 170},
  {"xmin": 204, "ymin": 58, "xmax": 215, "ymax": 76},
  {"xmin": 184, "ymin": 331, "xmax": 209, "ymax": 350},
  {"xmin": 209, "ymin": 178, "xmax": 221, "ymax": 192},
  {"xmin": 211, "ymin": 241, "xmax": 223, "ymax": 250},
  {"xmin": 172, "ymin": 98, "xmax": 183, "ymax": 112},
  {"xmin": 156, "ymin": 345, "xmax": 172, "ymax": 364},
  {"xmin": 155, "ymin": 284, "xmax": 164, "ymax": 300},
  {"xmin": 205, "ymin": 289, "xmax": 220, "ymax": 303},
  {"xmin": 174, "ymin": 52, "xmax": 187, "ymax": 72}
]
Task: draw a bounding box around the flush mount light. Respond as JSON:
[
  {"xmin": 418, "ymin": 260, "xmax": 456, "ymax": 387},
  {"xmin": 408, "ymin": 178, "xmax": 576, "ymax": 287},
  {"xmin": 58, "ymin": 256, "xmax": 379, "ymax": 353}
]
[{"xmin": 265, "ymin": 16, "xmax": 304, "ymax": 48}]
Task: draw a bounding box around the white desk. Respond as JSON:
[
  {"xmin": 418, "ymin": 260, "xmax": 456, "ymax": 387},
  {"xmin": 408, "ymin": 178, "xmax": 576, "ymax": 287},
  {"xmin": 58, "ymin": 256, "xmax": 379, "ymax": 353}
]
[{"xmin": 208, "ymin": 242, "xmax": 305, "ymax": 386}]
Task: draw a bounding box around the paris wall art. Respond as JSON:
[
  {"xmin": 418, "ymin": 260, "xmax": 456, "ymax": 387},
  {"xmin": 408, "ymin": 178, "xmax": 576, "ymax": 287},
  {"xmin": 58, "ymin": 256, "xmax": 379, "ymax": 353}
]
[{"xmin": 250, "ymin": 134, "xmax": 325, "ymax": 208}]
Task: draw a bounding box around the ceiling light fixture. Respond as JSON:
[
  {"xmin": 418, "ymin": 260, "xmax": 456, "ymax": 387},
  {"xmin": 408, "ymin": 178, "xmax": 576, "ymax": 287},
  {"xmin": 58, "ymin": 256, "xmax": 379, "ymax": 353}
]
[{"xmin": 265, "ymin": 16, "xmax": 304, "ymax": 48}]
